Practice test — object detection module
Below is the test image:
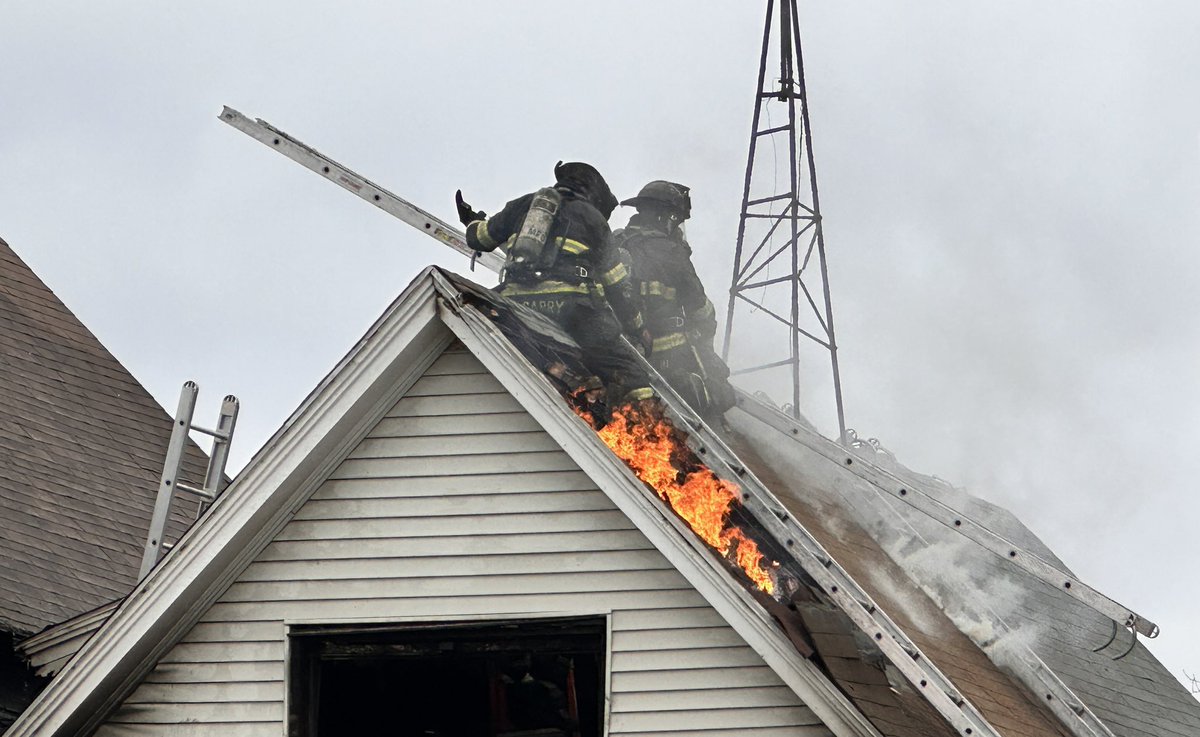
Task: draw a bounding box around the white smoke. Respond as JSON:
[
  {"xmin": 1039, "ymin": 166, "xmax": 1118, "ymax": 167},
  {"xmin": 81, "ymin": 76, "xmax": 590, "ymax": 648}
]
[{"xmin": 728, "ymin": 405, "xmax": 1049, "ymax": 670}]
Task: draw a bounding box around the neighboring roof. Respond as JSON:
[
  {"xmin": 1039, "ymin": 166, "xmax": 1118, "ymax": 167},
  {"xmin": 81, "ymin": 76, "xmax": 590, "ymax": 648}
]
[
  {"xmin": 9, "ymin": 266, "xmax": 1195, "ymax": 737},
  {"xmin": 0, "ymin": 237, "xmax": 210, "ymax": 636}
]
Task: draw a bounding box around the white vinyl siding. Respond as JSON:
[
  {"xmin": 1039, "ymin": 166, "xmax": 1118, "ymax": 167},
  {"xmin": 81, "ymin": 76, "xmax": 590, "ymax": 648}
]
[{"xmin": 96, "ymin": 346, "xmax": 831, "ymax": 737}]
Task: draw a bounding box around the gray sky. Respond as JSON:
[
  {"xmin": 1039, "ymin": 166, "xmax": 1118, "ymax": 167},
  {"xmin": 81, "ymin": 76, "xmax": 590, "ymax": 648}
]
[{"xmin": 4, "ymin": 1, "xmax": 1198, "ymax": 693}]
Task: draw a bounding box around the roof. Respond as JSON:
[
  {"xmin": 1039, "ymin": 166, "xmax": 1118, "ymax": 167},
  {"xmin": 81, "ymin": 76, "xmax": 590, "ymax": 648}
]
[
  {"xmin": 0, "ymin": 237, "xmax": 210, "ymax": 636},
  {"xmin": 8, "ymin": 266, "xmax": 1196, "ymax": 737},
  {"xmin": 832, "ymin": 437, "xmax": 1200, "ymax": 737},
  {"xmin": 730, "ymin": 395, "xmax": 1200, "ymax": 737}
]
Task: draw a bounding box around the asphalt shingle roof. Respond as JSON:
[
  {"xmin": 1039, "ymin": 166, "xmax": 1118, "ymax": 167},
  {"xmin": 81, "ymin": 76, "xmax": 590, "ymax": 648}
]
[{"xmin": 0, "ymin": 237, "xmax": 209, "ymax": 635}]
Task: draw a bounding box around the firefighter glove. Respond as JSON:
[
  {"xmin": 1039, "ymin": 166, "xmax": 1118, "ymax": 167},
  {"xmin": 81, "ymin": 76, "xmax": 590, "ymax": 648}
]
[{"xmin": 455, "ymin": 190, "xmax": 486, "ymax": 227}]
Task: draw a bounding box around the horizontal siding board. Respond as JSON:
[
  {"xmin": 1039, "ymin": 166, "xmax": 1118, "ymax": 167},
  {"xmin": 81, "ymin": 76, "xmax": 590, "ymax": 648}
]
[
  {"xmin": 313, "ymin": 471, "xmax": 599, "ymax": 500},
  {"xmin": 350, "ymin": 430, "xmax": 561, "ymax": 458},
  {"xmin": 159, "ymin": 641, "xmax": 283, "ymax": 664},
  {"xmin": 615, "ymin": 686, "xmax": 808, "ymax": 712},
  {"xmin": 238, "ymin": 549, "xmax": 674, "ymax": 582},
  {"xmin": 107, "ymin": 701, "xmax": 282, "ymax": 724},
  {"xmin": 184, "ymin": 621, "xmax": 284, "ymax": 643},
  {"xmin": 329, "ymin": 450, "xmax": 578, "ymax": 479},
  {"xmin": 125, "ymin": 681, "xmax": 283, "ymax": 705},
  {"xmin": 372, "ymin": 411, "xmax": 541, "ymax": 438},
  {"xmin": 95, "ymin": 724, "xmax": 281, "ymax": 737},
  {"xmin": 611, "ymin": 666, "xmax": 787, "ymax": 693},
  {"xmin": 142, "ymin": 661, "xmax": 283, "ymax": 685},
  {"xmin": 613, "ymin": 607, "xmax": 728, "ymax": 631},
  {"xmin": 203, "ymin": 589, "xmax": 711, "ymax": 622},
  {"xmin": 293, "ymin": 490, "xmax": 616, "ymax": 521},
  {"xmin": 422, "ymin": 352, "xmax": 487, "ymax": 376},
  {"xmin": 614, "ymin": 728, "xmax": 830, "ymax": 737},
  {"xmin": 610, "ymin": 705, "xmax": 821, "ymax": 731},
  {"xmin": 273, "ymin": 509, "xmax": 637, "ymax": 541},
  {"xmin": 385, "ymin": 393, "xmax": 524, "ymax": 418},
  {"xmin": 258, "ymin": 530, "xmax": 654, "ymax": 562},
  {"xmin": 611, "ymin": 647, "xmax": 767, "ymax": 672},
  {"xmin": 219, "ymin": 570, "xmax": 692, "ymax": 603},
  {"xmin": 612, "ymin": 627, "xmax": 747, "ymax": 652},
  {"xmin": 404, "ymin": 373, "xmax": 507, "ymax": 397}
]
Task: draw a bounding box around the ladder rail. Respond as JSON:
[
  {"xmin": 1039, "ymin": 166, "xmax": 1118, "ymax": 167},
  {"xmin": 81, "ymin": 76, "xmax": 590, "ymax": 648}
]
[
  {"xmin": 218, "ymin": 107, "xmax": 506, "ymax": 274},
  {"xmin": 139, "ymin": 383, "xmax": 198, "ymax": 579},
  {"xmin": 199, "ymin": 395, "xmax": 240, "ymax": 506}
]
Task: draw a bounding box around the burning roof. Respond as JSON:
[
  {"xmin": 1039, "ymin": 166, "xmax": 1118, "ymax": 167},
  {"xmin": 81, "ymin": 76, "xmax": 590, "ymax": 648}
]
[{"xmin": 12, "ymin": 267, "xmax": 1198, "ymax": 737}]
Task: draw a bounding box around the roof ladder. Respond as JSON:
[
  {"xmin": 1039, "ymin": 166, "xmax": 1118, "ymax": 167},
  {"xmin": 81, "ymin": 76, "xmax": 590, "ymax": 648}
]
[
  {"xmin": 138, "ymin": 382, "xmax": 239, "ymax": 579},
  {"xmin": 735, "ymin": 390, "xmax": 1160, "ymax": 641}
]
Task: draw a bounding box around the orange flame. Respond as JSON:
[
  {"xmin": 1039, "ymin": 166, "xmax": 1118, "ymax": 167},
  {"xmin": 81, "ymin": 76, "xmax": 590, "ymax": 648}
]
[{"xmin": 593, "ymin": 405, "xmax": 775, "ymax": 595}]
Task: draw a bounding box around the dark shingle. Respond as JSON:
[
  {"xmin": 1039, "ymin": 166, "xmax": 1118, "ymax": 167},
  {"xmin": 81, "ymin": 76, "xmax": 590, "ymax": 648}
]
[{"xmin": 0, "ymin": 237, "xmax": 211, "ymax": 636}]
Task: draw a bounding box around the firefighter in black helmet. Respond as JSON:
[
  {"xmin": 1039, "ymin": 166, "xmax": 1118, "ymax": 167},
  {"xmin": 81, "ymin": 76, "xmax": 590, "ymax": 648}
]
[
  {"xmin": 615, "ymin": 180, "xmax": 736, "ymax": 424},
  {"xmin": 458, "ymin": 162, "xmax": 655, "ymax": 405}
]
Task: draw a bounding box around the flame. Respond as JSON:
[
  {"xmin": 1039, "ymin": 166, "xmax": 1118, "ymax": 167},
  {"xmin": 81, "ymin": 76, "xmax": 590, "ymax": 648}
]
[{"xmin": 592, "ymin": 404, "xmax": 775, "ymax": 595}]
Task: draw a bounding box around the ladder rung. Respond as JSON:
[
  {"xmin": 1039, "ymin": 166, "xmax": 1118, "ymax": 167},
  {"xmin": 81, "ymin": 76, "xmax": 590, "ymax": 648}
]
[
  {"xmin": 189, "ymin": 423, "xmax": 231, "ymax": 440},
  {"xmin": 175, "ymin": 482, "xmax": 215, "ymax": 501}
]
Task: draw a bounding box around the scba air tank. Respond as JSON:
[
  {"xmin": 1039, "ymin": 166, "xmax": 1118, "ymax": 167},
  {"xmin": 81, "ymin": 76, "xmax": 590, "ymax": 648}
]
[{"xmin": 509, "ymin": 187, "xmax": 562, "ymax": 267}]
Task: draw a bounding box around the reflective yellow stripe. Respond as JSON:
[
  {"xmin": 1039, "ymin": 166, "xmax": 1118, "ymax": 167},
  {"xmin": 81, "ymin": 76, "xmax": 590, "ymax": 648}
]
[
  {"xmin": 600, "ymin": 262, "xmax": 629, "ymax": 286},
  {"xmin": 473, "ymin": 219, "xmax": 497, "ymax": 248},
  {"xmin": 624, "ymin": 387, "xmax": 656, "ymax": 401},
  {"xmin": 555, "ymin": 237, "xmax": 590, "ymax": 255},
  {"xmin": 640, "ymin": 281, "xmax": 677, "ymax": 300},
  {"xmin": 499, "ymin": 280, "xmax": 591, "ymax": 297},
  {"xmin": 694, "ymin": 299, "xmax": 715, "ymax": 317},
  {"xmin": 652, "ymin": 332, "xmax": 688, "ymax": 352}
]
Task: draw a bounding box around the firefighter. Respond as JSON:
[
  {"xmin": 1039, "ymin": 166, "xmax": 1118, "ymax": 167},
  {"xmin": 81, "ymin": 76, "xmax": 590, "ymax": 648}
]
[
  {"xmin": 457, "ymin": 161, "xmax": 655, "ymax": 406},
  {"xmin": 614, "ymin": 180, "xmax": 736, "ymax": 425}
]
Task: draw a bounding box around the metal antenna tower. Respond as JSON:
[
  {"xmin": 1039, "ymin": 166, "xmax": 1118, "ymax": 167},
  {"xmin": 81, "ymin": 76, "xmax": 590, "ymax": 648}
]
[{"xmin": 722, "ymin": 0, "xmax": 846, "ymax": 443}]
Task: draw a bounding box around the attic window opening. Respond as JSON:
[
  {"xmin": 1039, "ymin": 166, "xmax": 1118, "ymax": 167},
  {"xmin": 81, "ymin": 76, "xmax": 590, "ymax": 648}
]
[{"xmin": 287, "ymin": 616, "xmax": 606, "ymax": 737}]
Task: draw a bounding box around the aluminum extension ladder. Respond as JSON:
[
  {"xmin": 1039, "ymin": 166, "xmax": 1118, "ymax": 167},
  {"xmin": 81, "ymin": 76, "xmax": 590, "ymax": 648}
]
[{"xmin": 138, "ymin": 382, "xmax": 239, "ymax": 579}]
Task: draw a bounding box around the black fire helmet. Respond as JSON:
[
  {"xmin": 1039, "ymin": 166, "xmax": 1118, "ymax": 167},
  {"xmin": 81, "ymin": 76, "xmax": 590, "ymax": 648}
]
[
  {"xmin": 620, "ymin": 180, "xmax": 692, "ymax": 220},
  {"xmin": 553, "ymin": 161, "xmax": 619, "ymax": 219}
]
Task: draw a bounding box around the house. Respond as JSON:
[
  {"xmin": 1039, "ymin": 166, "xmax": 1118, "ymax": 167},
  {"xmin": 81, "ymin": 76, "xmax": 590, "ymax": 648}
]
[
  {"xmin": 7, "ymin": 266, "xmax": 1199, "ymax": 737},
  {"xmin": 0, "ymin": 237, "xmax": 211, "ymax": 731}
]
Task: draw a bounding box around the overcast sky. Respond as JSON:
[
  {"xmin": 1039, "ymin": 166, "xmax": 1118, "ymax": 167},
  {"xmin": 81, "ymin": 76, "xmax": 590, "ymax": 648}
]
[{"xmin": 3, "ymin": 1, "xmax": 1198, "ymax": 694}]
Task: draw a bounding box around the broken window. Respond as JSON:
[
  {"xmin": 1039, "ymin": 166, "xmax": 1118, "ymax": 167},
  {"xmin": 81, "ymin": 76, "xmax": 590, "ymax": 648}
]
[{"xmin": 288, "ymin": 617, "xmax": 606, "ymax": 737}]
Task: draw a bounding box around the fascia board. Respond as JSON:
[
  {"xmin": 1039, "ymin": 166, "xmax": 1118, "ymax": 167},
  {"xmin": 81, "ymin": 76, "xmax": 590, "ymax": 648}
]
[
  {"xmin": 432, "ymin": 286, "xmax": 881, "ymax": 737},
  {"xmin": 7, "ymin": 270, "xmax": 453, "ymax": 737},
  {"xmin": 18, "ymin": 600, "xmax": 120, "ymax": 656},
  {"xmin": 17, "ymin": 600, "xmax": 121, "ymax": 676}
]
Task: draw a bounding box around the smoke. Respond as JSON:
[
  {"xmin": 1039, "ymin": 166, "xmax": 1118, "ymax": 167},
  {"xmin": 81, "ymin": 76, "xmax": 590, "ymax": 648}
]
[{"xmin": 728, "ymin": 405, "xmax": 1050, "ymax": 671}]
